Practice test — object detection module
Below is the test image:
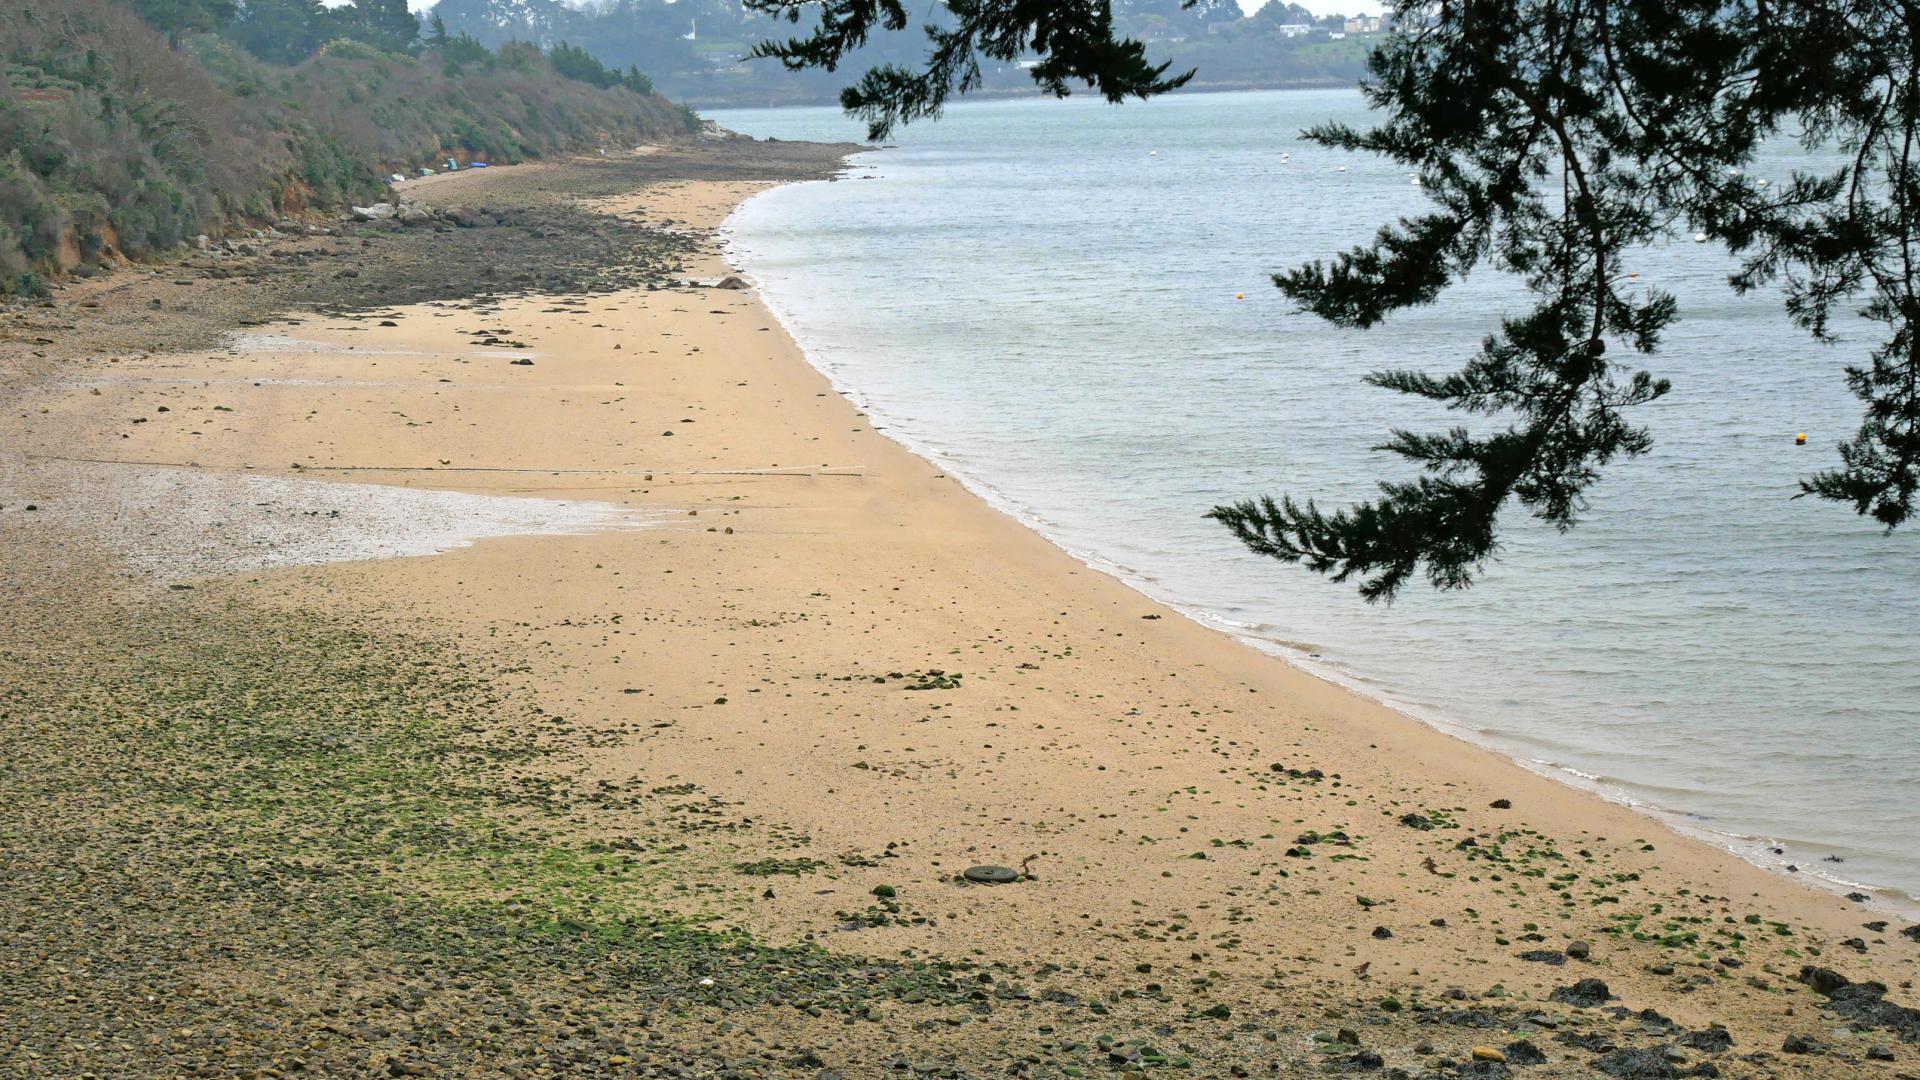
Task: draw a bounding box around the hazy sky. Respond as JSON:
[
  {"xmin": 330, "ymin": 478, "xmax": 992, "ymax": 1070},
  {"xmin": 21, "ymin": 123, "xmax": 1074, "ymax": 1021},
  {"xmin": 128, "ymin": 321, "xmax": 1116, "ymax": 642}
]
[
  {"xmin": 1241, "ymin": 0, "xmax": 1387, "ymax": 12},
  {"xmin": 401, "ymin": 0, "xmax": 1389, "ymax": 17}
]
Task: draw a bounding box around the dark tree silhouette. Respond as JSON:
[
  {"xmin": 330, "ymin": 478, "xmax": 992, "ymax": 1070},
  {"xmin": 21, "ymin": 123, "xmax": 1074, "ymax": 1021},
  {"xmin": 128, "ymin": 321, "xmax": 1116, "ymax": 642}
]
[{"xmin": 745, "ymin": 0, "xmax": 1196, "ymax": 139}]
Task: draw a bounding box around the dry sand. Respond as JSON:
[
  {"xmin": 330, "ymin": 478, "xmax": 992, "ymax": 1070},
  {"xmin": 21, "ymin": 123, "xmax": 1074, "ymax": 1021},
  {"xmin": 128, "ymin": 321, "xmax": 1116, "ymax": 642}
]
[{"xmin": 6, "ymin": 159, "xmax": 1918, "ymax": 1076}]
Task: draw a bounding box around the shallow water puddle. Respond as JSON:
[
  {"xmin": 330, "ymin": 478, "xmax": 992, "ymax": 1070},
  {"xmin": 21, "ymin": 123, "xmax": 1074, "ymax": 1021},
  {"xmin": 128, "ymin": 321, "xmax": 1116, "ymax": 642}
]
[
  {"xmin": 223, "ymin": 332, "xmax": 429, "ymax": 356},
  {"xmin": 222, "ymin": 332, "xmax": 536, "ymax": 363},
  {"xmin": 1, "ymin": 458, "xmax": 651, "ymax": 579}
]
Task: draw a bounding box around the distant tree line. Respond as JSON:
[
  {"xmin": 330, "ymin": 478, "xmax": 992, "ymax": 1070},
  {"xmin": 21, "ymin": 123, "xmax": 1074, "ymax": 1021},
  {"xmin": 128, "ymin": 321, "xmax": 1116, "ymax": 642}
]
[
  {"xmin": 128, "ymin": 0, "xmax": 667, "ymax": 99},
  {"xmin": 0, "ymin": 0, "xmax": 688, "ymax": 294},
  {"xmin": 425, "ymin": 0, "xmax": 1375, "ymax": 108},
  {"xmin": 129, "ymin": 0, "xmax": 420, "ymax": 60}
]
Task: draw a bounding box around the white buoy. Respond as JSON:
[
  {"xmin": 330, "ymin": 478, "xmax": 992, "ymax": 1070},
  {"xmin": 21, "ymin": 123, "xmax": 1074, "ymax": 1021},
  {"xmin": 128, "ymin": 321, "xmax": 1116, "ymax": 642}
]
[
  {"xmin": 1337, "ymin": 165, "xmax": 1348, "ymax": 173},
  {"xmin": 1149, "ymin": 150, "xmax": 1158, "ymax": 157},
  {"xmin": 1694, "ymin": 232, "xmax": 1709, "ymax": 243},
  {"xmin": 1280, "ymin": 153, "xmax": 1291, "ymax": 163}
]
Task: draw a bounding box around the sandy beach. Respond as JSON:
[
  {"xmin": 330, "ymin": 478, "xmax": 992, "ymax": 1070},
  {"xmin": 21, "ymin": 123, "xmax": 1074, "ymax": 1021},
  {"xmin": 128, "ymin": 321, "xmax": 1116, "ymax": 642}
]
[{"xmin": 3, "ymin": 143, "xmax": 1916, "ymax": 1078}]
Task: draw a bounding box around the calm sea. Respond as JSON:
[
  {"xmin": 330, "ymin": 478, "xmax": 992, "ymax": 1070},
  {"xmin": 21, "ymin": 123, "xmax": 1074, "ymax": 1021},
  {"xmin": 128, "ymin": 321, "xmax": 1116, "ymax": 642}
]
[{"xmin": 708, "ymin": 89, "xmax": 1920, "ymax": 904}]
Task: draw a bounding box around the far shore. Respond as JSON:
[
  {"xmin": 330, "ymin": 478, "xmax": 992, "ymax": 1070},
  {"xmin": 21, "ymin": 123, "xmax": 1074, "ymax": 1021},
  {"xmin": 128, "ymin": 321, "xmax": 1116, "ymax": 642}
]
[
  {"xmin": 4, "ymin": 141, "xmax": 1916, "ymax": 1078},
  {"xmin": 688, "ymin": 78, "xmax": 1359, "ymax": 114}
]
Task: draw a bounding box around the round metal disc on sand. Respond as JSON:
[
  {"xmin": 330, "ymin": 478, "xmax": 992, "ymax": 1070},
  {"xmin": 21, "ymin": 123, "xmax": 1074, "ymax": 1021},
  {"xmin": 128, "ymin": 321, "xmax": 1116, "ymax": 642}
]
[{"xmin": 963, "ymin": 865, "xmax": 1020, "ymax": 884}]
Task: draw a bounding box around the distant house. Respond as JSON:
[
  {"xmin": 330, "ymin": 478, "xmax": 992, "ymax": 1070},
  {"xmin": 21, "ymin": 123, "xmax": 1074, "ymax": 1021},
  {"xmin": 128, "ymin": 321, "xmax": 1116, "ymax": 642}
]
[
  {"xmin": 1344, "ymin": 15, "xmax": 1387, "ymax": 33},
  {"xmin": 1276, "ymin": 22, "xmax": 1311, "ymax": 37},
  {"xmin": 1328, "ymin": 30, "xmax": 1346, "ymax": 38}
]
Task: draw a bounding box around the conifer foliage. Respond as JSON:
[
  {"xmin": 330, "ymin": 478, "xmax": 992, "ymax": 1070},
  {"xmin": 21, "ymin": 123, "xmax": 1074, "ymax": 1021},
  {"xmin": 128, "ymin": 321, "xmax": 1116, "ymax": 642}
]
[
  {"xmin": 745, "ymin": 0, "xmax": 1195, "ymax": 140},
  {"xmin": 749, "ymin": 0, "xmax": 1920, "ymax": 599}
]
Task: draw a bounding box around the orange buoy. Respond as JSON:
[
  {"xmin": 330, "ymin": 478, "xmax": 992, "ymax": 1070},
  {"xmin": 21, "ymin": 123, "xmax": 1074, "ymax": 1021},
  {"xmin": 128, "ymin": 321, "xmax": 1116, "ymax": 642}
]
[{"xmin": 1795, "ymin": 432, "xmax": 1807, "ymax": 445}]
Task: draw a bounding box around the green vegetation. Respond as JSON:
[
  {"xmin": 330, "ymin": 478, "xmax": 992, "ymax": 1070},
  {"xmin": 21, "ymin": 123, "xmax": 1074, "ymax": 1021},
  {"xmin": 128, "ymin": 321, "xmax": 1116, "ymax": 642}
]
[
  {"xmin": 0, "ymin": 0, "xmax": 686, "ymax": 294},
  {"xmin": 548, "ymin": 41, "xmax": 655, "ymax": 95},
  {"xmin": 0, "ymin": 581, "xmax": 977, "ymax": 1075}
]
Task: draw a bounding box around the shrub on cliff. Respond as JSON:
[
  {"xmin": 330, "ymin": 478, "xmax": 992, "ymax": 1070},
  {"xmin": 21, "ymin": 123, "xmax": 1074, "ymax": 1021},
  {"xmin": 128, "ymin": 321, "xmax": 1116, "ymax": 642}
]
[{"xmin": 0, "ymin": 0, "xmax": 686, "ymax": 294}]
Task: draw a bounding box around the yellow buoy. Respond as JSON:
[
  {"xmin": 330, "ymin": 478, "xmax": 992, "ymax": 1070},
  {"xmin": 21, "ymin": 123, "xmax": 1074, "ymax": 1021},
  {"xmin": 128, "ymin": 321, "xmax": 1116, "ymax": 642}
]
[
  {"xmin": 1236, "ymin": 293, "xmax": 1244, "ymax": 300},
  {"xmin": 1796, "ymin": 432, "xmax": 1807, "ymax": 445}
]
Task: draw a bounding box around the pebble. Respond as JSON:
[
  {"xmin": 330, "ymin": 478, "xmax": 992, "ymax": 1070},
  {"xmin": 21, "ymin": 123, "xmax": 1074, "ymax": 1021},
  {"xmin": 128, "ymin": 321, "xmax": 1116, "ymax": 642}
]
[{"xmin": 962, "ymin": 865, "xmax": 1020, "ymax": 885}]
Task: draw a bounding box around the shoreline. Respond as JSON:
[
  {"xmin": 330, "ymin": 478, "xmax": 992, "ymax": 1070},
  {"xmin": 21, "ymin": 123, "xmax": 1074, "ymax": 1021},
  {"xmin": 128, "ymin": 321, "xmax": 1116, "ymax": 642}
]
[
  {"xmin": 6, "ymin": 145, "xmax": 1918, "ymax": 1076},
  {"xmin": 718, "ymin": 178, "xmax": 1917, "ymax": 916},
  {"xmin": 688, "ymin": 78, "xmax": 1364, "ymax": 113}
]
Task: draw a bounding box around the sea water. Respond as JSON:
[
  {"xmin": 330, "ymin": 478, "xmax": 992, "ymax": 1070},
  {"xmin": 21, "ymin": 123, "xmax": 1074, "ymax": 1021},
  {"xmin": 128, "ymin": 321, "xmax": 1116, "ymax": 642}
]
[{"xmin": 709, "ymin": 89, "xmax": 1920, "ymax": 903}]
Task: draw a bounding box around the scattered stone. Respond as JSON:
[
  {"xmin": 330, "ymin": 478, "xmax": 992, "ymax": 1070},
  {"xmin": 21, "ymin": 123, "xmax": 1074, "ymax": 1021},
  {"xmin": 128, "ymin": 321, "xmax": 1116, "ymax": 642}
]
[
  {"xmin": 1565, "ymin": 940, "xmax": 1592, "ymax": 960},
  {"xmin": 1470, "ymin": 1046, "xmax": 1506, "ymax": 1063},
  {"xmin": 1677, "ymin": 1027, "xmax": 1732, "ymax": 1053},
  {"xmin": 715, "ymin": 275, "xmax": 750, "ymax": 289},
  {"xmin": 1780, "ymin": 1034, "xmax": 1824, "ymax": 1055},
  {"xmin": 1809, "ymin": 975, "xmax": 1920, "ymax": 1042},
  {"xmin": 1340, "ymin": 1050, "xmax": 1384, "ymax": 1072},
  {"xmin": 961, "ymin": 865, "xmax": 1019, "ymax": 885},
  {"xmin": 1549, "ymin": 979, "xmax": 1611, "ymax": 1007},
  {"xmin": 1503, "ymin": 1040, "xmax": 1546, "ymax": 1065},
  {"xmin": 1593, "ymin": 1047, "xmax": 1678, "ymax": 1079},
  {"xmin": 1797, "ymin": 966, "xmax": 1851, "ymax": 995}
]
